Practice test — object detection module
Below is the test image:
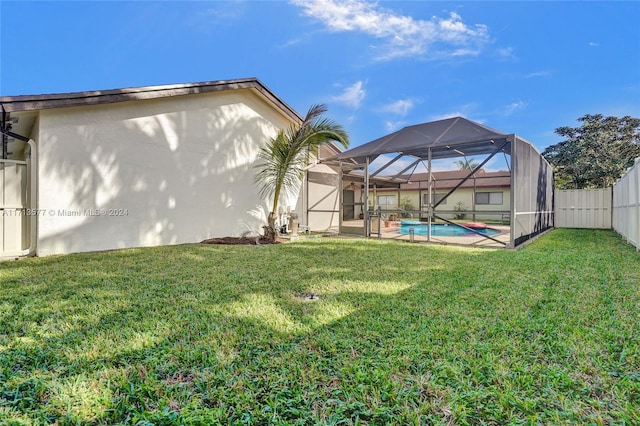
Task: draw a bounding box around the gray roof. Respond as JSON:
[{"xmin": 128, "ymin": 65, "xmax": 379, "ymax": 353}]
[{"xmin": 328, "ymin": 116, "xmax": 511, "ymax": 163}]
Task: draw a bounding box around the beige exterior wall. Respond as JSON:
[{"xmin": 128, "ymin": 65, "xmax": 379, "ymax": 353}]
[
  {"xmin": 36, "ymin": 89, "xmax": 294, "ymax": 255},
  {"xmin": 373, "ymin": 187, "xmax": 510, "ymax": 221}
]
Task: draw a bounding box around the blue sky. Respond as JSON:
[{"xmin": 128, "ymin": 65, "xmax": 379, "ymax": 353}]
[{"xmin": 2, "ymin": 0, "xmax": 639, "ymax": 166}]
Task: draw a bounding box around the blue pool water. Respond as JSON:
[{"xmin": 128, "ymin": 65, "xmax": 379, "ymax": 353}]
[{"xmin": 397, "ymin": 222, "xmax": 500, "ymax": 237}]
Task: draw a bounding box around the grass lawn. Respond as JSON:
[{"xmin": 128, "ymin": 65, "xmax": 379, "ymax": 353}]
[{"xmin": 1, "ymin": 229, "xmax": 639, "ymax": 425}]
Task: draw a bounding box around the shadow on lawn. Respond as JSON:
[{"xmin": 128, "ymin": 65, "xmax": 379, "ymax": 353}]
[
  {"xmin": 1, "ymin": 241, "xmax": 495, "ymax": 422},
  {"xmin": 1, "ymin": 230, "xmax": 639, "ymax": 423}
]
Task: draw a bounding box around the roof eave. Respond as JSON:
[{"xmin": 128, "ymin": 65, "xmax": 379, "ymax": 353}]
[{"xmin": 0, "ymin": 78, "xmax": 303, "ymax": 123}]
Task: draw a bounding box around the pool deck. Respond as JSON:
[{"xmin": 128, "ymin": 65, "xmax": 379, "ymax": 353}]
[{"xmin": 340, "ymin": 220, "xmax": 512, "ymax": 248}]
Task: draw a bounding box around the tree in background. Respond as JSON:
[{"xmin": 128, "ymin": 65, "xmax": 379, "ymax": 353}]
[
  {"xmin": 399, "ymin": 196, "xmax": 415, "ymax": 218},
  {"xmin": 543, "ymin": 114, "xmax": 640, "ymax": 189},
  {"xmin": 453, "ymin": 201, "xmax": 467, "ymax": 220},
  {"xmin": 454, "ymin": 158, "xmax": 480, "ymax": 220},
  {"xmin": 254, "ymin": 104, "xmax": 349, "ymax": 241},
  {"xmin": 454, "ymin": 158, "xmax": 480, "ymax": 170}
]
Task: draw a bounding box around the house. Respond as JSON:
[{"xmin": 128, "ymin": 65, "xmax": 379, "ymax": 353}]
[
  {"xmin": 371, "ymin": 169, "xmax": 511, "ymax": 222},
  {"xmin": 0, "ymin": 78, "xmax": 336, "ymax": 258}
]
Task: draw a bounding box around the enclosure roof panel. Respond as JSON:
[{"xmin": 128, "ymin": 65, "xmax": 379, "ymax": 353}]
[{"xmin": 328, "ymin": 116, "xmax": 511, "ymax": 162}]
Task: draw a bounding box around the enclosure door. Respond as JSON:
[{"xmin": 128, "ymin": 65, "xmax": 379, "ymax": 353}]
[
  {"xmin": 339, "ymin": 188, "xmax": 366, "ymax": 236},
  {"xmin": 342, "ymin": 189, "xmax": 355, "ymax": 220}
]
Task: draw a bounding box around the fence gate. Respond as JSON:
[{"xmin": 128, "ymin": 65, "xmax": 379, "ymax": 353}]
[
  {"xmin": 1, "ymin": 159, "xmax": 28, "ymax": 258},
  {"xmin": 555, "ymin": 188, "xmax": 612, "ymax": 229}
]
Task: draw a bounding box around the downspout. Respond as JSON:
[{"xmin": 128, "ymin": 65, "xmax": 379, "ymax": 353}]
[
  {"xmin": 396, "ymin": 186, "xmax": 400, "ymax": 223},
  {"xmin": 338, "ymin": 164, "xmax": 344, "ymax": 233},
  {"xmin": 304, "ymin": 169, "xmax": 308, "ymax": 229},
  {"xmin": 509, "ymin": 135, "xmax": 516, "ymax": 249},
  {"xmin": 472, "ymin": 170, "xmax": 477, "ymax": 222},
  {"xmin": 418, "ymin": 180, "xmax": 422, "ymax": 220},
  {"xmin": 364, "ymin": 157, "xmax": 369, "ymax": 237},
  {"xmin": 428, "ymin": 147, "xmax": 432, "ymax": 242},
  {"xmin": 22, "ymin": 139, "xmax": 38, "ymax": 257}
]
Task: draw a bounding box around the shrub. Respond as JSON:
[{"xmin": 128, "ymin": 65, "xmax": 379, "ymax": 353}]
[{"xmin": 454, "ymin": 201, "xmax": 466, "ymax": 220}]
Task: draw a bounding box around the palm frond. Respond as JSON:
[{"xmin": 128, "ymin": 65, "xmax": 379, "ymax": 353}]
[{"xmin": 254, "ymin": 104, "xmax": 349, "ymax": 215}]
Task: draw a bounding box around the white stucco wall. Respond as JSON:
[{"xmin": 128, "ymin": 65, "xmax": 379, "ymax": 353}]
[{"xmin": 35, "ymin": 89, "xmax": 294, "ymax": 255}]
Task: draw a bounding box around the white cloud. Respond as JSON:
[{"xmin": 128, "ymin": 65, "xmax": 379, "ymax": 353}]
[
  {"xmin": 330, "ymin": 81, "xmax": 366, "ymax": 109},
  {"xmin": 503, "ymin": 100, "xmax": 527, "ymax": 116},
  {"xmin": 495, "ymin": 46, "xmax": 515, "ymax": 59},
  {"xmin": 589, "ymin": 42, "xmax": 600, "ymax": 47},
  {"xmin": 450, "ymin": 48, "xmax": 481, "ymax": 57},
  {"xmin": 381, "ymin": 98, "xmax": 414, "ymax": 116},
  {"xmin": 278, "ymin": 37, "xmax": 303, "ymax": 49},
  {"xmin": 426, "ymin": 102, "xmax": 482, "ymax": 123},
  {"xmin": 343, "ymin": 114, "xmax": 357, "ymax": 124},
  {"xmin": 291, "ymin": 0, "xmax": 490, "ymax": 61},
  {"xmin": 523, "ymin": 70, "xmax": 552, "ymax": 79},
  {"xmin": 385, "ymin": 120, "xmax": 406, "ymax": 132},
  {"xmin": 205, "ymin": 1, "xmax": 247, "ymax": 20},
  {"xmin": 428, "ymin": 111, "xmax": 467, "ymax": 121}
]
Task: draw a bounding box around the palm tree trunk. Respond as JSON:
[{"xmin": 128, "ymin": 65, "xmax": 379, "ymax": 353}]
[
  {"xmin": 263, "ymin": 186, "xmax": 281, "ymax": 242},
  {"xmin": 263, "ymin": 211, "xmax": 277, "ymax": 242}
]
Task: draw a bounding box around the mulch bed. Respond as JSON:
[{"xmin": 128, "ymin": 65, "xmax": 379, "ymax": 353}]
[{"xmin": 200, "ymin": 236, "xmax": 281, "ymax": 245}]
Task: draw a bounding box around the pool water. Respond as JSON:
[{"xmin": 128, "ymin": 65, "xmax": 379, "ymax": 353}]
[{"xmin": 397, "ymin": 222, "xmax": 501, "ymax": 237}]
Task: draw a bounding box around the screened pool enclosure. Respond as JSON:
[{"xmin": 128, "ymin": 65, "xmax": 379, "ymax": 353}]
[{"xmin": 323, "ymin": 117, "xmax": 554, "ymax": 248}]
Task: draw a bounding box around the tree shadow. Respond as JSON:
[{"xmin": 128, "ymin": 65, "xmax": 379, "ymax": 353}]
[
  {"xmin": 1, "ymin": 234, "xmax": 638, "ymax": 423},
  {"xmin": 37, "ymin": 90, "xmax": 290, "ymax": 255}
]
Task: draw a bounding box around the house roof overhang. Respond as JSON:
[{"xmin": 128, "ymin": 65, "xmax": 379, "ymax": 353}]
[
  {"xmin": 0, "ymin": 78, "xmax": 307, "ymax": 161},
  {"xmin": 0, "ymin": 77, "xmax": 302, "ymax": 122}
]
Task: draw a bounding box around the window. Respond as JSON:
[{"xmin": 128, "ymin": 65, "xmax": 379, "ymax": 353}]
[
  {"xmin": 423, "ymin": 193, "xmax": 447, "ymax": 206},
  {"xmin": 377, "ymin": 195, "xmax": 397, "ymax": 209},
  {"xmin": 475, "ymin": 192, "xmax": 503, "ymax": 205}
]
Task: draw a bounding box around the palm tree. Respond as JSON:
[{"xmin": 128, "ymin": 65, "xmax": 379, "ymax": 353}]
[
  {"xmin": 454, "ymin": 158, "xmax": 480, "ymax": 170},
  {"xmin": 254, "ymin": 104, "xmax": 349, "ymax": 241},
  {"xmin": 453, "ymin": 158, "xmax": 481, "ymax": 220}
]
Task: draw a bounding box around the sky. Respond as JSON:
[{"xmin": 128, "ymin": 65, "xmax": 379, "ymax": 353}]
[{"xmin": 1, "ymin": 0, "xmax": 639, "ymax": 171}]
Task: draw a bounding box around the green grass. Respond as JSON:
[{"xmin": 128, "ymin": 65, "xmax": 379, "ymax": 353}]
[{"xmin": 1, "ymin": 229, "xmax": 638, "ymax": 425}]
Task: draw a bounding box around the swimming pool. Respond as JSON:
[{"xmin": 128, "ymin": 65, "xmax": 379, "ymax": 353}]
[{"xmin": 397, "ymin": 221, "xmax": 501, "ymax": 237}]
